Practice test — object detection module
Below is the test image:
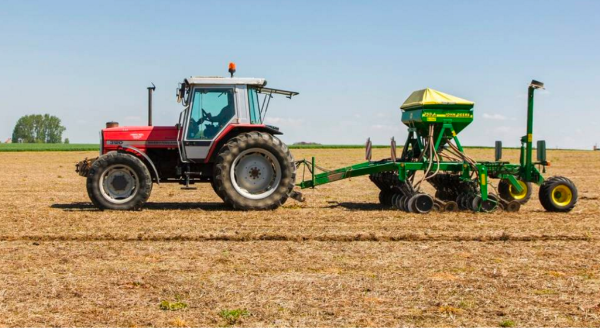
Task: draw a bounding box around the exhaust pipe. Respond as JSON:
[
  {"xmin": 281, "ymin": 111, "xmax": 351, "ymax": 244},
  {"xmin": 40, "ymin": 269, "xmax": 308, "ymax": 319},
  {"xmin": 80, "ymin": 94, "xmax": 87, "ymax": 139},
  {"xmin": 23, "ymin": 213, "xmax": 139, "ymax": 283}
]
[{"xmin": 147, "ymin": 83, "xmax": 156, "ymax": 126}]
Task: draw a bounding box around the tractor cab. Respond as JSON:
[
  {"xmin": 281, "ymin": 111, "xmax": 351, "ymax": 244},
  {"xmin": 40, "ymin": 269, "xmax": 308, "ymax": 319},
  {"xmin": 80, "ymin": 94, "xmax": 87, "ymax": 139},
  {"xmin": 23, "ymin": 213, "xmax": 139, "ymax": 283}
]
[{"xmin": 175, "ymin": 76, "xmax": 298, "ymax": 162}]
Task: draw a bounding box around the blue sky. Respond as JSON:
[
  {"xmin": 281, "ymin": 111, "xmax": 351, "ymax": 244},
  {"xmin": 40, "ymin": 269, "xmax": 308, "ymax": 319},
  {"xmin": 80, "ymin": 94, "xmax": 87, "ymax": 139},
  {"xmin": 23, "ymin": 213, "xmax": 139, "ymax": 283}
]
[{"xmin": 1, "ymin": 0, "xmax": 599, "ymax": 149}]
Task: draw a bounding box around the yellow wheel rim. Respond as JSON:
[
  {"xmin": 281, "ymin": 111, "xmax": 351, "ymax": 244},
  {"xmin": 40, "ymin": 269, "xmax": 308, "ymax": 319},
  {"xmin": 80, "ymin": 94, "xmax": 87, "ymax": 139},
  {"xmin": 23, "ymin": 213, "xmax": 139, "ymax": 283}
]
[
  {"xmin": 551, "ymin": 185, "xmax": 573, "ymax": 207},
  {"xmin": 509, "ymin": 181, "xmax": 528, "ymax": 200}
]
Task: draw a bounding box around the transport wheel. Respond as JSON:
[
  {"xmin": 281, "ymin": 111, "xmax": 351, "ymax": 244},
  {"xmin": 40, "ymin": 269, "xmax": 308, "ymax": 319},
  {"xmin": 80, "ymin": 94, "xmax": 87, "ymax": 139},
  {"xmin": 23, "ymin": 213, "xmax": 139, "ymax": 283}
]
[
  {"xmin": 538, "ymin": 176, "xmax": 578, "ymax": 212},
  {"xmin": 498, "ymin": 179, "xmax": 532, "ymax": 204},
  {"xmin": 86, "ymin": 152, "xmax": 152, "ymax": 210},
  {"xmin": 213, "ymin": 132, "xmax": 296, "ymax": 210}
]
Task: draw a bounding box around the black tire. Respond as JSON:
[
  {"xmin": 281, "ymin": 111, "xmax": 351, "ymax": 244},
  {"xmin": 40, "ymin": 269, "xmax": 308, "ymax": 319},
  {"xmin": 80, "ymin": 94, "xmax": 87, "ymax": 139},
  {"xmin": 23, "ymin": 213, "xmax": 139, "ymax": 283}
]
[
  {"xmin": 213, "ymin": 132, "xmax": 296, "ymax": 210},
  {"xmin": 86, "ymin": 152, "xmax": 152, "ymax": 210},
  {"xmin": 210, "ymin": 179, "xmax": 231, "ymax": 205},
  {"xmin": 498, "ymin": 179, "xmax": 532, "ymax": 204},
  {"xmin": 539, "ymin": 176, "xmax": 578, "ymax": 212}
]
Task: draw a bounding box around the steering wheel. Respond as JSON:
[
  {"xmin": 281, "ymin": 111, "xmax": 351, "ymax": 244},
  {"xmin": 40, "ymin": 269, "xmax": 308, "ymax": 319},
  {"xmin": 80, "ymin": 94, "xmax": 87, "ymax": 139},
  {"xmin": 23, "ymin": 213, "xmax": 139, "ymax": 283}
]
[{"xmin": 202, "ymin": 109, "xmax": 213, "ymax": 122}]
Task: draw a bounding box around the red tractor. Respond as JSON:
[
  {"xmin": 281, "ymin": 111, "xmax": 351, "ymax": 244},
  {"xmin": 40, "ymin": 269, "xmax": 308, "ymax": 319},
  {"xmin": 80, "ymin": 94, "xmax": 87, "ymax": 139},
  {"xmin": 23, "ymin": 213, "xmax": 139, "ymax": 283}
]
[{"xmin": 76, "ymin": 64, "xmax": 301, "ymax": 210}]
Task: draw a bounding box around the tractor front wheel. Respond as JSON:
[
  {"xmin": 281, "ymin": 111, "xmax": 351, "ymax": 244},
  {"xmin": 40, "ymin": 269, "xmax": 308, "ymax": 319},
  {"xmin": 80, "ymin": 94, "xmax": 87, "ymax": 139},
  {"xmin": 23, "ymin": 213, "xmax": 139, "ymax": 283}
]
[
  {"xmin": 213, "ymin": 132, "xmax": 296, "ymax": 210},
  {"xmin": 539, "ymin": 176, "xmax": 578, "ymax": 212},
  {"xmin": 86, "ymin": 152, "xmax": 153, "ymax": 210}
]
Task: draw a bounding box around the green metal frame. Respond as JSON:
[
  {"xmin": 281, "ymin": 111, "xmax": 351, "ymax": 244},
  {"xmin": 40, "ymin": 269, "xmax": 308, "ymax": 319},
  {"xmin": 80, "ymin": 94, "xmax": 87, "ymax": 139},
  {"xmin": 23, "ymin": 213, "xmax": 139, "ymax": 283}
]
[{"xmin": 297, "ymin": 82, "xmax": 548, "ymax": 209}]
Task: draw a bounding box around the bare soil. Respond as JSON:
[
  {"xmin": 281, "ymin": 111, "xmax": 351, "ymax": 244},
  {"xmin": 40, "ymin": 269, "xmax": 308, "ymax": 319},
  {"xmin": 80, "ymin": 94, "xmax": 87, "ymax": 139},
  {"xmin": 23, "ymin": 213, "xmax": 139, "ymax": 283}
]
[{"xmin": 0, "ymin": 148, "xmax": 599, "ymax": 327}]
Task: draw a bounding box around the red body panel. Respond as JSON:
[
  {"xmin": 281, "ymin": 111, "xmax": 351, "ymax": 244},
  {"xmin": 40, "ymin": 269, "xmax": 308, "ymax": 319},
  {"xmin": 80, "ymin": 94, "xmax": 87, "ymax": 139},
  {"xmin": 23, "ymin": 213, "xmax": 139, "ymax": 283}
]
[
  {"xmin": 101, "ymin": 124, "xmax": 276, "ymax": 160},
  {"xmin": 102, "ymin": 126, "xmax": 178, "ymax": 153}
]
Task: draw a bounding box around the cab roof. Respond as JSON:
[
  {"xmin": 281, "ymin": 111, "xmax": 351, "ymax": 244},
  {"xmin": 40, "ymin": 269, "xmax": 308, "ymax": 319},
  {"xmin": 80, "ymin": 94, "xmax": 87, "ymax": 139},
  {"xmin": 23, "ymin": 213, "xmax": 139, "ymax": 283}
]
[{"xmin": 185, "ymin": 76, "xmax": 267, "ymax": 86}]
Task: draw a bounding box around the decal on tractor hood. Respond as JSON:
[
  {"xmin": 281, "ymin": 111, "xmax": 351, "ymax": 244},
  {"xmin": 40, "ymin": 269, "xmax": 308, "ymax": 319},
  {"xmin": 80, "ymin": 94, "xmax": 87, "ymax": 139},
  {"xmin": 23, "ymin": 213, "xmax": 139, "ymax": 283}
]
[{"xmin": 106, "ymin": 140, "xmax": 178, "ymax": 146}]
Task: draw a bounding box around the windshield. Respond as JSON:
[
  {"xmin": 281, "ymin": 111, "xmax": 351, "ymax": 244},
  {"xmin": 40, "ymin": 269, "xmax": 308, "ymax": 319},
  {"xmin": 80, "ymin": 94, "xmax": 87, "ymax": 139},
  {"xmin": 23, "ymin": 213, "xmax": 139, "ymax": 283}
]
[{"xmin": 187, "ymin": 88, "xmax": 235, "ymax": 140}]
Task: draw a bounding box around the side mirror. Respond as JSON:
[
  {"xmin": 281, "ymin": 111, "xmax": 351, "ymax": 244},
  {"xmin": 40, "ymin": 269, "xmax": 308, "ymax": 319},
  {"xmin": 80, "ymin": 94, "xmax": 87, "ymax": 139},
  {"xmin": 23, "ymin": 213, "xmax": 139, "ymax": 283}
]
[
  {"xmin": 176, "ymin": 82, "xmax": 189, "ymax": 103},
  {"xmin": 537, "ymin": 140, "xmax": 547, "ymax": 162},
  {"xmin": 495, "ymin": 141, "xmax": 502, "ymax": 161}
]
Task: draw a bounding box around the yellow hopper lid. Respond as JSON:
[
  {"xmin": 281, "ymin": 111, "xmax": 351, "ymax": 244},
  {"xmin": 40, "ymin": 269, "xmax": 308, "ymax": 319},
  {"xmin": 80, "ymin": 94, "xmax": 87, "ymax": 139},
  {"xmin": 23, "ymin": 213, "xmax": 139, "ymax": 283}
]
[{"xmin": 401, "ymin": 88, "xmax": 474, "ymax": 110}]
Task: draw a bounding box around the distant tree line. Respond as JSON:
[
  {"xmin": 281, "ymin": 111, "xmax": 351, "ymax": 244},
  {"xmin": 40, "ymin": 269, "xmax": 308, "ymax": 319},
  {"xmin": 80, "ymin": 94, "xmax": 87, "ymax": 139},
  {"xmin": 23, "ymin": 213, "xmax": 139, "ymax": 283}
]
[
  {"xmin": 293, "ymin": 141, "xmax": 322, "ymax": 145},
  {"xmin": 12, "ymin": 114, "xmax": 66, "ymax": 143}
]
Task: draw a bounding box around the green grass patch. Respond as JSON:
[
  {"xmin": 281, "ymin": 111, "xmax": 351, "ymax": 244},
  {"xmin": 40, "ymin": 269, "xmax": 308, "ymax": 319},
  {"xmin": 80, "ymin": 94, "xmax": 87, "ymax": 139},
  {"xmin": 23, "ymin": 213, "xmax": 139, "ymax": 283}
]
[
  {"xmin": 0, "ymin": 143, "xmax": 99, "ymax": 152},
  {"xmin": 499, "ymin": 319, "xmax": 516, "ymax": 327},
  {"xmin": 219, "ymin": 309, "xmax": 249, "ymax": 326},
  {"xmin": 159, "ymin": 300, "xmax": 188, "ymax": 311}
]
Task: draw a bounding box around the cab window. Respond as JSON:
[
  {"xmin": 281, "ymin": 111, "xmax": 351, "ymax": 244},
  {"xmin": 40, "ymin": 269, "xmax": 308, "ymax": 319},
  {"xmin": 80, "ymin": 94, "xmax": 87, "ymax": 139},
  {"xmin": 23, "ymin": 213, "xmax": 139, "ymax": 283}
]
[
  {"xmin": 248, "ymin": 88, "xmax": 261, "ymax": 124},
  {"xmin": 187, "ymin": 88, "xmax": 235, "ymax": 140}
]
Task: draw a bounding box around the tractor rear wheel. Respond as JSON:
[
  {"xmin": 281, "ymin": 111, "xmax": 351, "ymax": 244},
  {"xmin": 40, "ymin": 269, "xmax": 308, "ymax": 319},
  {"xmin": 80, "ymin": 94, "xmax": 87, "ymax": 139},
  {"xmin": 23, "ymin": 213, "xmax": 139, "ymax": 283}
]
[
  {"xmin": 213, "ymin": 132, "xmax": 296, "ymax": 210},
  {"xmin": 498, "ymin": 179, "xmax": 532, "ymax": 204},
  {"xmin": 538, "ymin": 176, "xmax": 578, "ymax": 212},
  {"xmin": 210, "ymin": 179, "xmax": 231, "ymax": 206},
  {"xmin": 86, "ymin": 152, "xmax": 153, "ymax": 210}
]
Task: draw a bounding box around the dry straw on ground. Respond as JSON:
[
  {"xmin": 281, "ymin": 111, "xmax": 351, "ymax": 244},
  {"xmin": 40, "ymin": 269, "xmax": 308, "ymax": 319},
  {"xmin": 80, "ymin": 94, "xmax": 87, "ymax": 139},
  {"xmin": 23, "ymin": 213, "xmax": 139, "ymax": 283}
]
[{"xmin": 0, "ymin": 148, "xmax": 599, "ymax": 327}]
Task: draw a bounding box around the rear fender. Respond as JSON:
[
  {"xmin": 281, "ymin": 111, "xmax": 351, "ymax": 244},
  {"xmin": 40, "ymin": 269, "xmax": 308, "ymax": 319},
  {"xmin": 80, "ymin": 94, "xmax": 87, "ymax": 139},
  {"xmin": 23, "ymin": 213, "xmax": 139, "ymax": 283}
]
[{"xmin": 204, "ymin": 125, "xmax": 283, "ymax": 163}]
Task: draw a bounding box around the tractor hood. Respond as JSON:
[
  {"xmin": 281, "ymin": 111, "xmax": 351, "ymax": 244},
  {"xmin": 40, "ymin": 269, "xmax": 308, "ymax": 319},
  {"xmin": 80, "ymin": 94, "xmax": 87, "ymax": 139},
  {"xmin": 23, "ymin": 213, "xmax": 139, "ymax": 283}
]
[{"xmin": 102, "ymin": 126, "xmax": 178, "ymax": 152}]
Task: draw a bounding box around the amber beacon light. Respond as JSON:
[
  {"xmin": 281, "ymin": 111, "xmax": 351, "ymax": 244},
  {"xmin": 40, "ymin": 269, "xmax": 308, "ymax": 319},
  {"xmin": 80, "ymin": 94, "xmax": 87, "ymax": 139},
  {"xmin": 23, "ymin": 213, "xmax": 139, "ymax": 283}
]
[{"xmin": 228, "ymin": 62, "xmax": 236, "ymax": 77}]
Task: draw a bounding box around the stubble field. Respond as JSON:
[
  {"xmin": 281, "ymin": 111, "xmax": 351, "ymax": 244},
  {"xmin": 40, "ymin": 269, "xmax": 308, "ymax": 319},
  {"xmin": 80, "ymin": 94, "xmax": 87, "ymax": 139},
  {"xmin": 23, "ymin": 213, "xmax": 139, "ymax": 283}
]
[{"xmin": 0, "ymin": 148, "xmax": 599, "ymax": 327}]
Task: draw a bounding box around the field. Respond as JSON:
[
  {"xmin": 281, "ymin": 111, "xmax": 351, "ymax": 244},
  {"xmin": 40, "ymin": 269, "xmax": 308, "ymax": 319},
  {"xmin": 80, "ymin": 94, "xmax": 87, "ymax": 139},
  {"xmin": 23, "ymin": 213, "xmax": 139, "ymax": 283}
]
[
  {"xmin": 0, "ymin": 143, "xmax": 414, "ymax": 152},
  {"xmin": 0, "ymin": 143, "xmax": 99, "ymax": 152},
  {"xmin": 0, "ymin": 148, "xmax": 599, "ymax": 327},
  {"xmin": 0, "ymin": 143, "xmax": 515, "ymax": 152}
]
